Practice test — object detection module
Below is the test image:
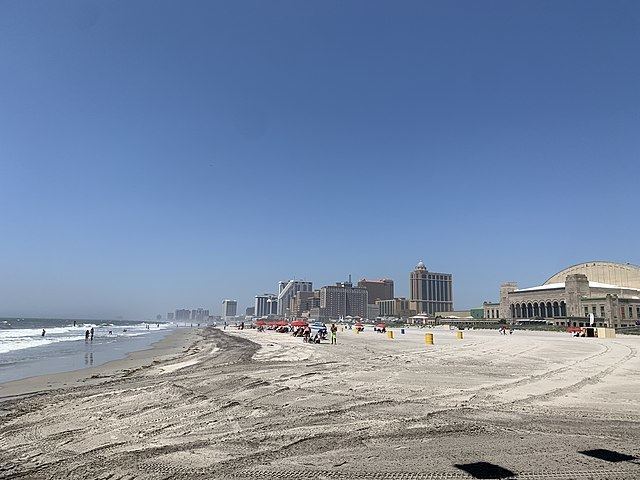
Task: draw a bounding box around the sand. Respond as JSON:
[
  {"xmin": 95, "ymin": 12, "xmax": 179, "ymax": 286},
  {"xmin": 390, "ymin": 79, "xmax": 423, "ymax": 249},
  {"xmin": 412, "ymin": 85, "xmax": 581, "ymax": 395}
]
[{"xmin": 0, "ymin": 326, "xmax": 639, "ymax": 479}]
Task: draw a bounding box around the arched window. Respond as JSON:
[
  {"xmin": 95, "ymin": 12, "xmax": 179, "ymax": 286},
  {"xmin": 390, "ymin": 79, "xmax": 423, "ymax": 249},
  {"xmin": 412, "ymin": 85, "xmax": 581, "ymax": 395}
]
[
  {"xmin": 510, "ymin": 304, "xmax": 515, "ymax": 318},
  {"xmin": 533, "ymin": 303, "xmax": 539, "ymax": 317},
  {"xmin": 546, "ymin": 302, "xmax": 553, "ymax": 317},
  {"xmin": 515, "ymin": 303, "xmax": 521, "ymax": 318},
  {"xmin": 527, "ymin": 303, "xmax": 533, "ymax": 318},
  {"xmin": 560, "ymin": 301, "xmax": 567, "ymax": 317},
  {"xmin": 553, "ymin": 301, "xmax": 560, "ymax": 317}
]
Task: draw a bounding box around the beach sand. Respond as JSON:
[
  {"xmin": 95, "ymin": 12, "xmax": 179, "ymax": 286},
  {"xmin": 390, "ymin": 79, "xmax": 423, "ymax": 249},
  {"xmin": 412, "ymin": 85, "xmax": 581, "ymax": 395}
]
[{"xmin": 0, "ymin": 326, "xmax": 639, "ymax": 479}]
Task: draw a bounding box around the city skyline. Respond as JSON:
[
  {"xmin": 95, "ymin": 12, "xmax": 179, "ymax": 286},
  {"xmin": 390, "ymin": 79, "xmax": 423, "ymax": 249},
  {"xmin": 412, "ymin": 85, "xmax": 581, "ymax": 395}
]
[{"xmin": 1, "ymin": 2, "xmax": 638, "ymax": 319}]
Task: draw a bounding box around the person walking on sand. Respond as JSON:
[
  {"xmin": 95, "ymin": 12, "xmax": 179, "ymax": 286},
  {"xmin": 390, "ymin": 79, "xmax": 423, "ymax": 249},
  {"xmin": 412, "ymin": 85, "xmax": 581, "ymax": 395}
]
[
  {"xmin": 330, "ymin": 323, "xmax": 337, "ymax": 345},
  {"xmin": 303, "ymin": 325, "xmax": 311, "ymax": 343}
]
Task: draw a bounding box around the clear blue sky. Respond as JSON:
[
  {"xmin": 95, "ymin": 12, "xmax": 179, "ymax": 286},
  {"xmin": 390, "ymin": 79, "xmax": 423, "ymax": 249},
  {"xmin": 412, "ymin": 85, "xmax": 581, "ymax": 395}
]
[{"xmin": 1, "ymin": 1, "xmax": 638, "ymax": 319}]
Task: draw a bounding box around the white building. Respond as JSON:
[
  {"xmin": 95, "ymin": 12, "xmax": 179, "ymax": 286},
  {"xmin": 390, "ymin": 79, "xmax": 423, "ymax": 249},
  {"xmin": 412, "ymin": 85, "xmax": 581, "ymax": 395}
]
[{"xmin": 254, "ymin": 293, "xmax": 278, "ymax": 317}]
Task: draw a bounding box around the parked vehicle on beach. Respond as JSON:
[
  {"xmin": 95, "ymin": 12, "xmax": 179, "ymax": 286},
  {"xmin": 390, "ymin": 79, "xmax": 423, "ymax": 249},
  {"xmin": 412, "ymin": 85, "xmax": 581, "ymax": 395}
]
[{"xmin": 309, "ymin": 322, "xmax": 327, "ymax": 339}]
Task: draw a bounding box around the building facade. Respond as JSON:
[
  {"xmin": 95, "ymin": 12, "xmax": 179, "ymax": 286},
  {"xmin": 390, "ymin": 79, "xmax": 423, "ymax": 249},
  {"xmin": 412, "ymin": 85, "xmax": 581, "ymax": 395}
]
[
  {"xmin": 376, "ymin": 298, "xmax": 414, "ymax": 318},
  {"xmin": 319, "ymin": 281, "xmax": 368, "ymax": 320},
  {"xmin": 409, "ymin": 261, "xmax": 453, "ymax": 315},
  {"xmin": 483, "ymin": 302, "xmax": 501, "ymax": 320},
  {"xmin": 221, "ymin": 299, "xmax": 238, "ymax": 318},
  {"xmin": 499, "ymin": 262, "xmax": 640, "ymax": 328},
  {"xmin": 277, "ymin": 280, "xmax": 313, "ymax": 317},
  {"xmin": 254, "ymin": 293, "xmax": 278, "ymax": 317},
  {"xmin": 357, "ymin": 279, "xmax": 394, "ymax": 304},
  {"xmin": 290, "ymin": 290, "xmax": 320, "ymax": 318}
]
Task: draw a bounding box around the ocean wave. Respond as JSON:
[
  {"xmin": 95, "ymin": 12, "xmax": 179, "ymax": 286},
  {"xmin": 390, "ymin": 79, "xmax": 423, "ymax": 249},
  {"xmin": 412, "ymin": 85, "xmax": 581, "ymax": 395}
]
[{"xmin": 0, "ymin": 324, "xmax": 173, "ymax": 354}]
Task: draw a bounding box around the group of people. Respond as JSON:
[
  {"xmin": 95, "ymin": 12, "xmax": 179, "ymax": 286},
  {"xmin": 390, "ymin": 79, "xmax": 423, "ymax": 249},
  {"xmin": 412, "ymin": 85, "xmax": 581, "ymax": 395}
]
[
  {"xmin": 292, "ymin": 323, "xmax": 338, "ymax": 345},
  {"xmin": 498, "ymin": 325, "xmax": 513, "ymax": 335},
  {"xmin": 84, "ymin": 327, "xmax": 95, "ymax": 341}
]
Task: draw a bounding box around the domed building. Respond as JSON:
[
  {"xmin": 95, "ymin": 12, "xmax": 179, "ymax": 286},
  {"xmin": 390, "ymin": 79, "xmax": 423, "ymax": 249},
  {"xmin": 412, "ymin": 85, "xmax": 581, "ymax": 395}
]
[{"xmin": 497, "ymin": 261, "xmax": 640, "ymax": 328}]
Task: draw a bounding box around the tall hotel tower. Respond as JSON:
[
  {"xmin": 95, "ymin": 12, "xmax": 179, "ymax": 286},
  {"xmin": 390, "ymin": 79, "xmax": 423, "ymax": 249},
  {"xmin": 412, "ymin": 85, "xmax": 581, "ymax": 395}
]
[{"xmin": 409, "ymin": 261, "xmax": 453, "ymax": 315}]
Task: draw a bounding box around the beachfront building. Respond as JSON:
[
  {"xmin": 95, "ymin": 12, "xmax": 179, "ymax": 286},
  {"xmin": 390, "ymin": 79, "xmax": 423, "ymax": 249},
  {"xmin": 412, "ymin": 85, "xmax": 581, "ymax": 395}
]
[
  {"xmin": 290, "ymin": 290, "xmax": 320, "ymax": 318},
  {"xmin": 314, "ymin": 280, "xmax": 368, "ymax": 321},
  {"xmin": 409, "ymin": 261, "xmax": 453, "ymax": 315},
  {"xmin": 277, "ymin": 280, "xmax": 313, "ymax": 317},
  {"xmin": 483, "ymin": 302, "xmax": 501, "ymax": 320},
  {"xmin": 367, "ymin": 303, "xmax": 380, "ymax": 321},
  {"xmin": 499, "ymin": 261, "xmax": 640, "ymax": 328},
  {"xmin": 376, "ymin": 297, "xmax": 415, "ymax": 318},
  {"xmin": 221, "ymin": 299, "xmax": 238, "ymax": 318},
  {"xmin": 254, "ymin": 293, "xmax": 278, "ymax": 317},
  {"xmin": 357, "ymin": 278, "xmax": 394, "ymax": 304}
]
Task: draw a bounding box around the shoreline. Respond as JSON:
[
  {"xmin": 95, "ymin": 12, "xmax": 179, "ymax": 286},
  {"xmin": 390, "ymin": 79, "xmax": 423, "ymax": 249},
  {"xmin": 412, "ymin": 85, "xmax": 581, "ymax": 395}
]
[{"xmin": 0, "ymin": 326, "xmax": 202, "ymax": 402}]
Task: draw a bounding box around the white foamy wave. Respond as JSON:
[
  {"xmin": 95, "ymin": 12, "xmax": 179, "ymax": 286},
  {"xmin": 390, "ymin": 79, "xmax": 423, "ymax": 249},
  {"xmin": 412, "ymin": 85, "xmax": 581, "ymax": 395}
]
[
  {"xmin": 0, "ymin": 335, "xmax": 84, "ymax": 354},
  {"xmin": 0, "ymin": 323, "xmax": 172, "ymax": 355}
]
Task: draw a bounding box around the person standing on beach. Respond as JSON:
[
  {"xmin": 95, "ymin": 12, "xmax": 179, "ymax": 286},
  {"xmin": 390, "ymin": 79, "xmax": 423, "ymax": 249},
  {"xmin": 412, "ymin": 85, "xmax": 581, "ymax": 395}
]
[
  {"xmin": 330, "ymin": 323, "xmax": 337, "ymax": 345},
  {"xmin": 85, "ymin": 329, "xmax": 90, "ymax": 341}
]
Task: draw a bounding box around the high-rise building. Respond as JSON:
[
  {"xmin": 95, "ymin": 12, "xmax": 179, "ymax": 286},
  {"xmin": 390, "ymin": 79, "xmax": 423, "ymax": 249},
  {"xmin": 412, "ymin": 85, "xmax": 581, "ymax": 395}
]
[
  {"xmin": 358, "ymin": 278, "xmax": 394, "ymax": 304},
  {"xmin": 245, "ymin": 306, "xmax": 255, "ymax": 317},
  {"xmin": 277, "ymin": 280, "xmax": 313, "ymax": 317},
  {"xmin": 409, "ymin": 261, "xmax": 453, "ymax": 315},
  {"xmin": 175, "ymin": 309, "xmax": 191, "ymax": 320},
  {"xmin": 290, "ymin": 290, "xmax": 320, "ymax": 317},
  {"xmin": 167, "ymin": 312, "xmax": 174, "ymax": 321},
  {"xmin": 319, "ymin": 280, "xmax": 368, "ymax": 319},
  {"xmin": 221, "ymin": 299, "xmax": 238, "ymax": 318},
  {"xmin": 254, "ymin": 293, "xmax": 278, "ymax": 317}
]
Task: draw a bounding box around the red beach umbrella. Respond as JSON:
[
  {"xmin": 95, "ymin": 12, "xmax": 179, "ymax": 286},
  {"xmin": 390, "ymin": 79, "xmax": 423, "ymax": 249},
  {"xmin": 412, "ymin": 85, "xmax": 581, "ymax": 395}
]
[
  {"xmin": 255, "ymin": 320, "xmax": 267, "ymax": 326},
  {"xmin": 376, "ymin": 323, "xmax": 386, "ymax": 328},
  {"xmin": 276, "ymin": 320, "xmax": 288, "ymax": 326},
  {"xmin": 291, "ymin": 320, "xmax": 308, "ymax": 327}
]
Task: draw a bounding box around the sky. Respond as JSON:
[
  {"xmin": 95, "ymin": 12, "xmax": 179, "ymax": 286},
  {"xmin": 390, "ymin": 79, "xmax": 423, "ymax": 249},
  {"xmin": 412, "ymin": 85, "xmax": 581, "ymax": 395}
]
[{"xmin": 1, "ymin": 1, "xmax": 639, "ymax": 319}]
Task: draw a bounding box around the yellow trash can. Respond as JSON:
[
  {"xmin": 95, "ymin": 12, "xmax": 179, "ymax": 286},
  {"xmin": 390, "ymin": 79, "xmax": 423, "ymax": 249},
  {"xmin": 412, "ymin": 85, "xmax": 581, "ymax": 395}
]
[
  {"xmin": 456, "ymin": 331, "xmax": 463, "ymax": 340},
  {"xmin": 387, "ymin": 330, "xmax": 394, "ymax": 339},
  {"xmin": 425, "ymin": 332, "xmax": 434, "ymax": 345}
]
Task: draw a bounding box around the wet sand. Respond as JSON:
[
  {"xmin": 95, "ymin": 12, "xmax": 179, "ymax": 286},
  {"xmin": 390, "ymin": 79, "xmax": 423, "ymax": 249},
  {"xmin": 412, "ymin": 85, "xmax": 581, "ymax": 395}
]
[{"xmin": 0, "ymin": 326, "xmax": 639, "ymax": 479}]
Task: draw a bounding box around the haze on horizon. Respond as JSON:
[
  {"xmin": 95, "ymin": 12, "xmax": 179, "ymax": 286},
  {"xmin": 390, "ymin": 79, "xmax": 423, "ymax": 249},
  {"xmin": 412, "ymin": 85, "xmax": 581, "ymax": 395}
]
[{"xmin": 1, "ymin": 1, "xmax": 638, "ymax": 319}]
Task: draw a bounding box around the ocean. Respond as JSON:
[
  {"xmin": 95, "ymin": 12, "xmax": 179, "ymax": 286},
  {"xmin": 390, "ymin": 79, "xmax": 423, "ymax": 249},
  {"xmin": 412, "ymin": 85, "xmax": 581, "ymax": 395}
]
[{"xmin": 0, "ymin": 318, "xmax": 176, "ymax": 384}]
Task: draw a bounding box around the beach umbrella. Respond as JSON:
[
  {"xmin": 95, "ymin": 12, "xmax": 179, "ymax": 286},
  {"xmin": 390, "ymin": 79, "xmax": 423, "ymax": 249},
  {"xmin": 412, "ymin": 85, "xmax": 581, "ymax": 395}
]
[
  {"xmin": 376, "ymin": 323, "xmax": 386, "ymax": 328},
  {"xmin": 291, "ymin": 320, "xmax": 308, "ymax": 327},
  {"xmin": 276, "ymin": 320, "xmax": 288, "ymax": 326},
  {"xmin": 255, "ymin": 320, "xmax": 267, "ymax": 326}
]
